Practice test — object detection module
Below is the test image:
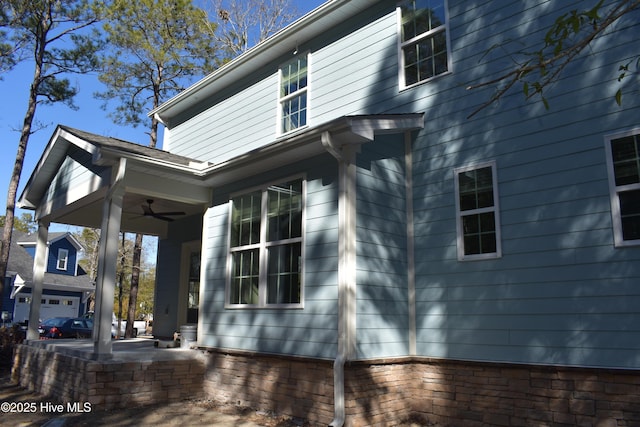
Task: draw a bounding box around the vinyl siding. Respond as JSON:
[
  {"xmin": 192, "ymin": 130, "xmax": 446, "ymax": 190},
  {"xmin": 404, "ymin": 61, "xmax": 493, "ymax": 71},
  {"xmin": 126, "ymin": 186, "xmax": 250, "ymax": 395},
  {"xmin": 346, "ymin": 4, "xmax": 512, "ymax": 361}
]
[
  {"xmin": 47, "ymin": 239, "xmax": 77, "ymax": 276},
  {"xmin": 198, "ymin": 156, "xmax": 340, "ymax": 359},
  {"xmin": 166, "ymin": 75, "xmax": 279, "ymax": 162},
  {"xmin": 356, "ymin": 134, "xmax": 409, "ymax": 358},
  {"xmin": 161, "ymin": 0, "xmax": 640, "ymax": 369},
  {"xmin": 43, "ymin": 146, "xmax": 109, "ymax": 215},
  {"xmin": 411, "ymin": 0, "xmax": 640, "ymax": 368}
]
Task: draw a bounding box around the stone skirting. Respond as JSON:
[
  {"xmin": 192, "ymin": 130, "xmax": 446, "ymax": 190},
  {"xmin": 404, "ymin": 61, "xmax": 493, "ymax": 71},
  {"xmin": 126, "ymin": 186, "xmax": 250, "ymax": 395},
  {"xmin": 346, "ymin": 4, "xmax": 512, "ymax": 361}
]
[
  {"xmin": 11, "ymin": 342, "xmax": 206, "ymax": 409},
  {"xmin": 199, "ymin": 349, "xmax": 640, "ymax": 426},
  {"xmin": 12, "ymin": 342, "xmax": 640, "ymax": 426}
]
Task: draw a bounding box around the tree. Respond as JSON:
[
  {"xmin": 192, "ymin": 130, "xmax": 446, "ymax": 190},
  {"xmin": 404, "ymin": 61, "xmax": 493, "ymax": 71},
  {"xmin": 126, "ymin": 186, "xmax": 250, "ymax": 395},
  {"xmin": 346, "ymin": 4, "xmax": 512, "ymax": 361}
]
[
  {"xmin": 0, "ymin": 0, "xmax": 103, "ymax": 313},
  {"xmin": 202, "ymin": 0, "xmax": 298, "ymax": 60},
  {"xmin": 97, "ymin": 0, "xmax": 217, "ymax": 337},
  {"xmin": 466, "ymin": 0, "xmax": 640, "ymax": 118},
  {"xmin": 0, "ymin": 213, "xmax": 36, "ymax": 234},
  {"xmin": 75, "ymin": 227, "xmax": 101, "ymax": 312}
]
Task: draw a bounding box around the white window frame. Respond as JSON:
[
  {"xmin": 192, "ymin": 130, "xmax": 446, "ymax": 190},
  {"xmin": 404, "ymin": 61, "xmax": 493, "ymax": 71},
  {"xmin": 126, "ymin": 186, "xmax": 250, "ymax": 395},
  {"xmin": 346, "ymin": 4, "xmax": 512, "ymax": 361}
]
[
  {"xmin": 56, "ymin": 248, "xmax": 69, "ymax": 270},
  {"xmin": 604, "ymin": 128, "xmax": 640, "ymax": 247},
  {"xmin": 454, "ymin": 161, "xmax": 502, "ymax": 261},
  {"xmin": 397, "ymin": 0, "xmax": 452, "ymax": 90},
  {"xmin": 277, "ymin": 53, "xmax": 310, "ymax": 135},
  {"xmin": 225, "ymin": 176, "xmax": 305, "ymax": 309}
]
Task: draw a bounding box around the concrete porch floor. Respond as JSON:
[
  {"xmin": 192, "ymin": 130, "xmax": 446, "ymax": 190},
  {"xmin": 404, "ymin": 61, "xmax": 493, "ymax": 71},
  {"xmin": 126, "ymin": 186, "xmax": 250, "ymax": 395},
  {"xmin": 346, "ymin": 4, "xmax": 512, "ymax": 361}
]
[
  {"xmin": 21, "ymin": 337, "xmax": 199, "ymax": 361},
  {"xmin": 12, "ymin": 338, "xmax": 207, "ymax": 410}
]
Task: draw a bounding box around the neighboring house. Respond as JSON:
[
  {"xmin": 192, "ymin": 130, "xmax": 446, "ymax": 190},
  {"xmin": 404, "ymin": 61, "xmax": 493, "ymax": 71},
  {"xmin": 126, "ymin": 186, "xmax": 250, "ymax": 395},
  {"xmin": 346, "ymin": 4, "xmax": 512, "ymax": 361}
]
[
  {"xmin": 2, "ymin": 231, "xmax": 93, "ymax": 323},
  {"xmin": 16, "ymin": 0, "xmax": 640, "ymax": 425}
]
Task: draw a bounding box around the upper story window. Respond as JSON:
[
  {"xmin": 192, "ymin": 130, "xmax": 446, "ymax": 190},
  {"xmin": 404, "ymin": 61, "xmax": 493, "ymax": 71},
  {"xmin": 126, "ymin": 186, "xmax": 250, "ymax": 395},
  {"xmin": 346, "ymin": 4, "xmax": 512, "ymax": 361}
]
[
  {"xmin": 454, "ymin": 162, "xmax": 502, "ymax": 260},
  {"xmin": 398, "ymin": 0, "xmax": 450, "ymax": 89},
  {"xmin": 279, "ymin": 55, "xmax": 308, "ymax": 134},
  {"xmin": 56, "ymin": 248, "xmax": 69, "ymax": 270},
  {"xmin": 605, "ymin": 129, "xmax": 640, "ymax": 246},
  {"xmin": 227, "ymin": 178, "xmax": 304, "ymax": 308}
]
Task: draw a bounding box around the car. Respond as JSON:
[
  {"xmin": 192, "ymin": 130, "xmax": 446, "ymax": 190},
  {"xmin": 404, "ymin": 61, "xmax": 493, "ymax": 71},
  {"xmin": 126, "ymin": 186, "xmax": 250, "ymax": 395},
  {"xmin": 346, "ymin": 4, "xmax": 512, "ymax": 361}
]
[
  {"xmin": 39, "ymin": 317, "xmax": 93, "ymax": 339},
  {"xmin": 82, "ymin": 311, "xmax": 142, "ymax": 338},
  {"xmin": 38, "ymin": 317, "xmax": 68, "ymax": 337}
]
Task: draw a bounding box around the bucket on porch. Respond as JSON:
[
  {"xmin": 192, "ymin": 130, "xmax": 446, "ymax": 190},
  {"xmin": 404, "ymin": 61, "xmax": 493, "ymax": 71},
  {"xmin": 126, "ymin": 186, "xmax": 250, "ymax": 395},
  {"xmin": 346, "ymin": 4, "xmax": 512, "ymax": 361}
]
[{"xmin": 180, "ymin": 324, "xmax": 197, "ymax": 349}]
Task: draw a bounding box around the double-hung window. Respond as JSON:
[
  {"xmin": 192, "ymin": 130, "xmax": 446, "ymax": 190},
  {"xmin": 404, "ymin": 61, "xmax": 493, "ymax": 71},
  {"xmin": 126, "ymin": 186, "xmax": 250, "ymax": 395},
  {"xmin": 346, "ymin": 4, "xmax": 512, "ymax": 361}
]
[
  {"xmin": 398, "ymin": 0, "xmax": 450, "ymax": 89},
  {"xmin": 228, "ymin": 178, "xmax": 304, "ymax": 307},
  {"xmin": 605, "ymin": 129, "xmax": 640, "ymax": 246},
  {"xmin": 57, "ymin": 248, "xmax": 68, "ymax": 270},
  {"xmin": 279, "ymin": 55, "xmax": 308, "ymax": 134},
  {"xmin": 454, "ymin": 162, "xmax": 502, "ymax": 260}
]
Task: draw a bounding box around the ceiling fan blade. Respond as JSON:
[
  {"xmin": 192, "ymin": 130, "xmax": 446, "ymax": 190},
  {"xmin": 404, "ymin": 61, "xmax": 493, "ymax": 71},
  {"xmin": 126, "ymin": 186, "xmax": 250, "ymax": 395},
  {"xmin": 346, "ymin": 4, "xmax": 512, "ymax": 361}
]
[
  {"xmin": 153, "ymin": 211, "xmax": 186, "ymax": 216},
  {"xmin": 152, "ymin": 214, "xmax": 175, "ymax": 222}
]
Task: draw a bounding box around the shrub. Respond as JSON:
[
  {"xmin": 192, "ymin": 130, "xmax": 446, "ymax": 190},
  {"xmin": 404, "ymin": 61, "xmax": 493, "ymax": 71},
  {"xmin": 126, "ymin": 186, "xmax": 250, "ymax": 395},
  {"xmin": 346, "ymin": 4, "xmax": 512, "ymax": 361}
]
[{"xmin": 0, "ymin": 324, "xmax": 25, "ymax": 370}]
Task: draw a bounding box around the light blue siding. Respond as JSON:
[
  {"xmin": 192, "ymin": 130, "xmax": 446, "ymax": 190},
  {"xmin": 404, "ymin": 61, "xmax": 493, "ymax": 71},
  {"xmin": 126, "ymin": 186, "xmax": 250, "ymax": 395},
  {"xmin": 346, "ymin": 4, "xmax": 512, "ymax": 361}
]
[
  {"xmin": 356, "ymin": 134, "xmax": 409, "ymax": 358},
  {"xmin": 198, "ymin": 156, "xmax": 340, "ymax": 359},
  {"xmin": 167, "ymin": 75, "xmax": 279, "ymax": 162},
  {"xmin": 410, "ymin": 0, "xmax": 640, "ymax": 368},
  {"xmin": 161, "ymin": 0, "xmax": 640, "ymax": 369},
  {"xmin": 44, "ymin": 145, "xmax": 109, "ymax": 213}
]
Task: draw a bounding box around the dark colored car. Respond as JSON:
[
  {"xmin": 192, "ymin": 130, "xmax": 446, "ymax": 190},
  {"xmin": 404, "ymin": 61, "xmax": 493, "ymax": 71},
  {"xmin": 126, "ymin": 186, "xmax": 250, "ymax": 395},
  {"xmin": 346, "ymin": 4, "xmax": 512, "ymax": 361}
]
[{"xmin": 39, "ymin": 317, "xmax": 93, "ymax": 339}]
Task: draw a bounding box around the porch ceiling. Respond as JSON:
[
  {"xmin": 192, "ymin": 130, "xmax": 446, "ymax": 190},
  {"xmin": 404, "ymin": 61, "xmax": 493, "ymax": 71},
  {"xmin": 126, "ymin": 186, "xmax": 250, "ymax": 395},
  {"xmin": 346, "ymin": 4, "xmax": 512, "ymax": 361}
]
[{"xmin": 50, "ymin": 191, "xmax": 207, "ymax": 237}]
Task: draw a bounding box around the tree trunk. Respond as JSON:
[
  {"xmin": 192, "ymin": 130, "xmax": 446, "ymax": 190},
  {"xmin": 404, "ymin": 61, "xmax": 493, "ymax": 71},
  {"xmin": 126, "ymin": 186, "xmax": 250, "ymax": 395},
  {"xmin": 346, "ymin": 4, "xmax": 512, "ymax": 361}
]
[
  {"xmin": 0, "ymin": 58, "xmax": 42, "ymax": 313},
  {"xmin": 125, "ymin": 101, "xmax": 159, "ymax": 337},
  {"xmin": 125, "ymin": 233, "xmax": 142, "ymax": 338}
]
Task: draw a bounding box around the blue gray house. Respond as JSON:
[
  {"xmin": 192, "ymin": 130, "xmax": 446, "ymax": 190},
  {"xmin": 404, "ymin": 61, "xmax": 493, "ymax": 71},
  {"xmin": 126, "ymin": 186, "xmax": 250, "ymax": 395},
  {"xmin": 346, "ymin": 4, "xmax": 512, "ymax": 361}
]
[
  {"xmin": 16, "ymin": 0, "xmax": 640, "ymax": 425},
  {"xmin": 2, "ymin": 231, "xmax": 93, "ymax": 324}
]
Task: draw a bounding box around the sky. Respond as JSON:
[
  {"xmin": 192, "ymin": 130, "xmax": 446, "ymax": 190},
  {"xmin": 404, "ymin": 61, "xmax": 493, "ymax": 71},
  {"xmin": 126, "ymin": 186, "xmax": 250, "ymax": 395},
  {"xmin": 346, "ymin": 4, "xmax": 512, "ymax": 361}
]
[{"xmin": 0, "ymin": 0, "xmax": 325, "ymax": 232}]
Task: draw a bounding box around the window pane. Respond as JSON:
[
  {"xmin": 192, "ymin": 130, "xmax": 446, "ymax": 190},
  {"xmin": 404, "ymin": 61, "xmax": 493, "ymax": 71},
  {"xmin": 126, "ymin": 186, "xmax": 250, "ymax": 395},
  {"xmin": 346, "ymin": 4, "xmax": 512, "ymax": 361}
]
[
  {"xmin": 459, "ymin": 167, "xmax": 494, "ymax": 211},
  {"xmin": 400, "ymin": 0, "xmax": 448, "ymax": 85},
  {"xmin": 620, "ymin": 189, "xmax": 640, "ymax": 241},
  {"xmin": 282, "ymin": 93, "xmax": 307, "ymax": 133},
  {"xmin": 462, "ymin": 212, "xmax": 496, "ymax": 255},
  {"xmin": 268, "ymin": 180, "xmax": 302, "ymax": 241},
  {"xmin": 267, "ymin": 243, "xmax": 301, "ymax": 304},
  {"xmin": 280, "ymin": 56, "xmax": 308, "ymax": 133},
  {"xmin": 611, "ymin": 136, "xmax": 640, "ymax": 186},
  {"xmin": 231, "ymin": 192, "xmax": 261, "ymax": 247},
  {"xmin": 400, "ymin": 0, "xmax": 446, "ymax": 41},
  {"xmin": 230, "ymin": 249, "xmax": 259, "ymax": 304}
]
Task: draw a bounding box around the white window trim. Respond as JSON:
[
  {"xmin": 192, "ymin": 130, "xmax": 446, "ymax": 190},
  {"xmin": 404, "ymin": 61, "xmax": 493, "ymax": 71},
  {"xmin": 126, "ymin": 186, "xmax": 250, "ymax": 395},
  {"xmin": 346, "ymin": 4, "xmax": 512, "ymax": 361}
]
[
  {"xmin": 396, "ymin": 0, "xmax": 453, "ymax": 91},
  {"xmin": 277, "ymin": 52, "xmax": 311, "ymax": 136},
  {"xmin": 454, "ymin": 160, "xmax": 502, "ymax": 261},
  {"xmin": 56, "ymin": 248, "xmax": 69, "ymax": 270},
  {"xmin": 225, "ymin": 175, "xmax": 306, "ymax": 309},
  {"xmin": 604, "ymin": 127, "xmax": 640, "ymax": 247}
]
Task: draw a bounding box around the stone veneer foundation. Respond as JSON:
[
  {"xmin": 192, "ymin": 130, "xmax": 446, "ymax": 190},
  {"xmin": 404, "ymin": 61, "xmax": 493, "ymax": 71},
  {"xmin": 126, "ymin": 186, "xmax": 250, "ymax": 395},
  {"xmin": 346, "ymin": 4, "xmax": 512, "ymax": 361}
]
[{"xmin": 12, "ymin": 343, "xmax": 640, "ymax": 426}]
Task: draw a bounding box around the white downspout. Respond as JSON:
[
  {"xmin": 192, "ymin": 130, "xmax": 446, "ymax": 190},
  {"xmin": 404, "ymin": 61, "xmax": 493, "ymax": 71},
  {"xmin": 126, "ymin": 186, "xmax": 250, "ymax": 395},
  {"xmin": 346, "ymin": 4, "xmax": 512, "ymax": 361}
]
[{"xmin": 322, "ymin": 131, "xmax": 357, "ymax": 427}]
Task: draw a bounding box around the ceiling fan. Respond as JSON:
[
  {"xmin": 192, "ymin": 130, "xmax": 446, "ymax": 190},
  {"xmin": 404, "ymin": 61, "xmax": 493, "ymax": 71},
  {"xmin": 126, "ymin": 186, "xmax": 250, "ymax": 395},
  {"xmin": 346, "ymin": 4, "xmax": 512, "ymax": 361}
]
[{"xmin": 141, "ymin": 199, "xmax": 185, "ymax": 222}]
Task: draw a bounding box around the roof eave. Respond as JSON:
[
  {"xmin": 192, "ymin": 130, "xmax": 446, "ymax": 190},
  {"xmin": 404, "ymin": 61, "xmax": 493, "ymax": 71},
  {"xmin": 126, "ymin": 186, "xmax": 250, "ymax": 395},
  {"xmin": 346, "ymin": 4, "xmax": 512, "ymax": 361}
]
[{"xmin": 149, "ymin": 0, "xmax": 375, "ymax": 123}]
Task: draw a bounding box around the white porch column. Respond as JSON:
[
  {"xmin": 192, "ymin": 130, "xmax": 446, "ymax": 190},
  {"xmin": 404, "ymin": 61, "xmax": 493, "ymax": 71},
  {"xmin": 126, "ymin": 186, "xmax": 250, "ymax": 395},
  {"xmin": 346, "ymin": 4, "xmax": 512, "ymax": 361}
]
[
  {"xmin": 26, "ymin": 220, "xmax": 49, "ymax": 341},
  {"xmin": 93, "ymin": 158, "xmax": 126, "ymax": 357}
]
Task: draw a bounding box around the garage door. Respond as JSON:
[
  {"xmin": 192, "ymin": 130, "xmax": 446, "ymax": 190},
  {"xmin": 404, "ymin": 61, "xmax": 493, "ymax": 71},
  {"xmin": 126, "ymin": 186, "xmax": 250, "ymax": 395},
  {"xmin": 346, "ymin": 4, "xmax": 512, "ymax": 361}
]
[{"xmin": 13, "ymin": 293, "xmax": 80, "ymax": 323}]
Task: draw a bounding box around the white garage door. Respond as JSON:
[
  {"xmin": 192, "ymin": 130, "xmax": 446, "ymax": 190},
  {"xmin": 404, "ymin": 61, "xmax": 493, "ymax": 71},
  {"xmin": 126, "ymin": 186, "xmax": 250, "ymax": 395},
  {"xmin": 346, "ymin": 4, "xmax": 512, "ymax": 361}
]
[{"xmin": 13, "ymin": 293, "xmax": 80, "ymax": 323}]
